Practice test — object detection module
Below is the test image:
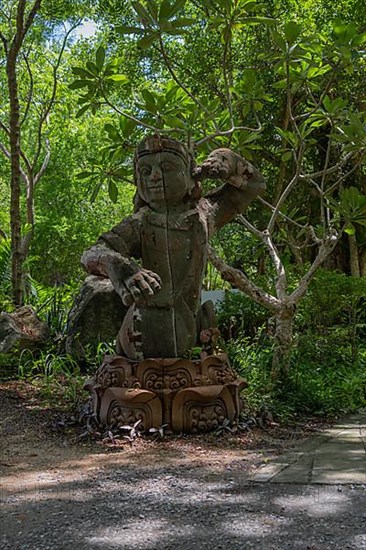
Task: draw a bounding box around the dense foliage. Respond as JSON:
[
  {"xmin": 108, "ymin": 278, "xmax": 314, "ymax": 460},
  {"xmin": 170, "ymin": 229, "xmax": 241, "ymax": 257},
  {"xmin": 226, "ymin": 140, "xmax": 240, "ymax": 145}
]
[{"xmin": 0, "ymin": 0, "xmax": 365, "ymax": 418}]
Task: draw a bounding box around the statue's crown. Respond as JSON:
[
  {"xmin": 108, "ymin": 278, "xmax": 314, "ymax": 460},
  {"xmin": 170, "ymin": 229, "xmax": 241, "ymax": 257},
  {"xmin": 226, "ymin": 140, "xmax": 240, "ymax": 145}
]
[{"xmin": 136, "ymin": 135, "xmax": 192, "ymax": 164}]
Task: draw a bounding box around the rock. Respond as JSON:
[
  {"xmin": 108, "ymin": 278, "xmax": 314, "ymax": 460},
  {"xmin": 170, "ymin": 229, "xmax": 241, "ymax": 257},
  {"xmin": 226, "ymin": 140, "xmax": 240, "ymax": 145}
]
[
  {"xmin": 65, "ymin": 275, "xmax": 127, "ymax": 358},
  {"xmin": 0, "ymin": 306, "xmax": 49, "ymax": 353}
]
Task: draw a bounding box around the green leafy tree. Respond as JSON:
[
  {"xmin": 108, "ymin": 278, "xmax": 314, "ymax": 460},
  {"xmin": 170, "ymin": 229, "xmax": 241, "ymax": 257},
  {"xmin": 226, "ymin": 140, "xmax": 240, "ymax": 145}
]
[
  {"xmin": 68, "ymin": 1, "xmax": 365, "ymax": 375},
  {"xmin": 0, "ymin": 0, "xmax": 92, "ymax": 305}
]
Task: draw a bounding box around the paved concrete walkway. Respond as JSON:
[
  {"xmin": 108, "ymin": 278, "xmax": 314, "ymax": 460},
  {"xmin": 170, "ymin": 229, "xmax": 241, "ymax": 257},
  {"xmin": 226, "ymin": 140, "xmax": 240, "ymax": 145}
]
[{"xmin": 253, "ymin": 410, "xmax": 366, "ymax": 484}]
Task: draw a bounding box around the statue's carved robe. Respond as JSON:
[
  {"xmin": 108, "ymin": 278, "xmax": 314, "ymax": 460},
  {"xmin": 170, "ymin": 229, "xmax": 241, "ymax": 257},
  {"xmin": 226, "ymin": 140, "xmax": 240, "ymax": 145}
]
[{"xmin": 82, "ymin": 176, "xmax": 265, "ymax": 359}]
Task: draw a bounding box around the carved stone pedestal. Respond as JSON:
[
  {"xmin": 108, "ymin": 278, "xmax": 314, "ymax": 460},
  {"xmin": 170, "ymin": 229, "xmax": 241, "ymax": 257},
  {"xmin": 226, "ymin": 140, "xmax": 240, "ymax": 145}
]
[{"xmin": 86, "ymin": 354, "xmax": 247, "ymax": 433}]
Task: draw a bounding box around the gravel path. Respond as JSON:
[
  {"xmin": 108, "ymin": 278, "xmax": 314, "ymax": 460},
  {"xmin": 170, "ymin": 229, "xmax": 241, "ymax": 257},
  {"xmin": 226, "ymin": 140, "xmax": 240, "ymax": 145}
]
[
  {"xmin": 1, "ymin": 383, "xmax": 366, "ymax": 549},
  {"xmin": 2, "ymin": 465, "xmax": 366, "ymax": 549}
]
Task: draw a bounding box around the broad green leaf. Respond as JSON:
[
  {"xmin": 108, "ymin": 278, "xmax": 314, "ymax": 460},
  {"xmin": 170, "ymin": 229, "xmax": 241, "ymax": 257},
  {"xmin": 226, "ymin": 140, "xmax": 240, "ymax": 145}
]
[
  {"xmin": 281, "ymin": 150, "xmax": 293, "ymax": 162},
  {"xmin": 119, "ymin": 116, "xmax": 137, "ymax": 137},
  {"xmin": 307, "ymin": 66, "xmax": 331, "ymax": 78},
  {"xmin": 76, "ymin": 171, "xmax": 94, "ymax": 179},
  {"xmin": 104, "ymin": 123, "xmax": 119, "ymax": 139},
  {"xmin": 171, "ymin": 17, "xmax": 196, "ymax": 27},
  {"xmin": 106, "ymin": 74, "xmax": 129, "ymax": 84},
  {"xmin": 159, "ymin": 0, "xmax": 173, "ymax": 20},
  {"xmin": 108, "ymin": 180, "xmax": 118, "ymax": 203},
  {"xmin": 132, "ymin": 1, "xmax": 152, "ymax": 23},
  {"xmin": 273, "ymin": 78, "xmax": 287, "ymax": 89},
  {"xmin": 238, "ymin": 16, "xmax": 276, "ymax": 26},
  {"xmin": 353, "ymin": 32, "xmax": 366, "ymax": 46},
  {"xmin": 86, "ymin": 61, "xmax": 98, "ymax": 75},
  {"xmin": 72, "ymin": 67, "xmax": 94, "ymax": 78},
  {"xmin": 164, "ymin": 115, "xmax": 187, "ymax": 129},
  {"xmin": 69, "ymin": 80, "xmax": 89, "ymax": 90},
  {"xmin": 76, "ymin": 104, "xmax": 90, "ymax": 118},
  {"xmin": 169, "ymin": 0, "xmax": 186, "ymax": 18},
  {"xmin": 216, "ymin": 0, "xmax": 233, "ymax": 14},
  {"xmin": 275, "ymin": 127, "xmax": 298, "ymax": 147},
  {"xmin": 90, "ymin": 183, "xmax": 102, "ymax": 203},
  {"xmin": 344, "ymin": 222, "xmax": 355, "ymax": 235},
  {"xmin": 148, "ymin": 0, "xmax": 159, "ymax": 20},
  {"xmin": 141, "ymin": 89, "xmax": 157, "ymax": 113},
  {"xmin": 95, "ymin": 46, "xmax": 105, "ymax": 72},
  {"xmin": 115, "ymin": 25, "xmax": 145, "ymax": 35},
  {"xmin": 221, "ymin": 26, "xmax": 232, "ymax": 44},
  {"xmin": 137, "ymin": 32, "xmax": 159, "ymax": 49},
  {"xmin": 159, "ymin": 19, "xmax": 174, "ymax": 32},
  {"xmin": 323, "ymin": 95, "xmax": 331, "ymax": 111},
  {"xmin": 271, "ymin": 31, "xmax": 286, "ymax": 52},
  {"xmin": 284, "ymin": 21, "xmax": 301, "ymax": 44}
]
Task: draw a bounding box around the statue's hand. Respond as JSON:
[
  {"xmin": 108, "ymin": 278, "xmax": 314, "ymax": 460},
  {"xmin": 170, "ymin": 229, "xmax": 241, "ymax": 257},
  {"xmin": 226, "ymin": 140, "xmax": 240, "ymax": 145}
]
[
  {"xmin": 120, "ymin": 268, "xmax": 162, "ymax": 307},
  {"xmin": 194, "ymin": 148, "xmax": 255, "ymax": 188}
]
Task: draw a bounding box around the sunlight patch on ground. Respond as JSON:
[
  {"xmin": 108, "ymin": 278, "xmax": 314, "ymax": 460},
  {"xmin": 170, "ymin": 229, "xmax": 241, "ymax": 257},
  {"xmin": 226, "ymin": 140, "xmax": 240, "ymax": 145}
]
[
  {"xmin": 223, "ymin": 514, "xmax": 288, "ymax": 536},
  {"xmin": 273, "ymin": 487, "xmax": 351, "ymax": 515},
  {"xmin": 85, "ymin": 520, "xmax": 178, "ymax": 548}
]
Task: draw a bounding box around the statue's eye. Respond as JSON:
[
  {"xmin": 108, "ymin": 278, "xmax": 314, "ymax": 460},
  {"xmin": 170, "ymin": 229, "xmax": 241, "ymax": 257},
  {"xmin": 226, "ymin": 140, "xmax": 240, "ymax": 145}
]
[{"xmin": 140, "ymin": 166, "xmax": 151, "ymax": 176}]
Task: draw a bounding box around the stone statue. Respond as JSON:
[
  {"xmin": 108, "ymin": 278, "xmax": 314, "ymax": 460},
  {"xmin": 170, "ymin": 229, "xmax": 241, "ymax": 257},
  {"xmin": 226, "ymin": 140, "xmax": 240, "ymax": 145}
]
[
  {"xmin": 82, "ymin": 135, "xmax": 265, "ymax": 432},
  {"xmin": 82, "ymin": 135, "xmax": 265, "ymax": 359}
]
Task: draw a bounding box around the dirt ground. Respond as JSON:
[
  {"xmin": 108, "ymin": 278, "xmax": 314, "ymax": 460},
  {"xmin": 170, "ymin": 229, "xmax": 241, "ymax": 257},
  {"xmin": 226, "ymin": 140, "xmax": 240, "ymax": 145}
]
[
  {"xmin": 0, "ymin": 380, "xmax": 329, "ymax": 479},
  {"xmin": 1, "ymin": 381, "xmax": 366, "ymax": 550}
]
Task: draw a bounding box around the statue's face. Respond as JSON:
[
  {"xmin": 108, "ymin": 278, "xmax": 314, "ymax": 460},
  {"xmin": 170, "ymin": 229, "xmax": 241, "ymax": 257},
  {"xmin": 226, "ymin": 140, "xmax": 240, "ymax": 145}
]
[{"xmin": 137, "ymin": 151, "xmax": 194, "ymax": 209}]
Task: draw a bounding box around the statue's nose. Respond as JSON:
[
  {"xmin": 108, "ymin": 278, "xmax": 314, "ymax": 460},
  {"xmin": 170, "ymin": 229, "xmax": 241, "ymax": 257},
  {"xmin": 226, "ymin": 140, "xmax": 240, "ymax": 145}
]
[{"xmin": 150, "ymin": 165, "xmax": 162, "ymax": 182}]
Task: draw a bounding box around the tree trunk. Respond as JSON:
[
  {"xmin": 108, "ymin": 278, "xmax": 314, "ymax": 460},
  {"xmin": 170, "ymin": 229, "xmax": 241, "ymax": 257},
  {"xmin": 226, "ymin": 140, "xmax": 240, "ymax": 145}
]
[
  {"xmin": 4, "ymin": 0, "xmax": 42, "ymax": 306},
  {"xmin": 21, "ymin": 174, "xmax": 35, "ymax": 260},
  {"xmin": 360, "ymin": 249, "xmax": 366, "ymax": 277},
  {"xmin": 348, "ymin": 233, "xmax": 360, "ymax": 277},
  {"xmin": 7, "ymin": 50, "xmax": 23, "ymax": 306},
  {"xmin": 272, "ymin": 304, "xmax": 295, "ymax": 379}
]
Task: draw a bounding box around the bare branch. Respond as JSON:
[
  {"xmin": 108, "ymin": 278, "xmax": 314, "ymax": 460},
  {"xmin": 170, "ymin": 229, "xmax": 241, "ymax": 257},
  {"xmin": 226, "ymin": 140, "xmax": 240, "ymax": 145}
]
[
  {"xmin": 195, "ymin": 119, "xmax": 262, "ymax": 147},
  {"xmin": 267, "ymin": 148, "xmax": 304, "ymax": 234},
  {"xmin": 236, "ymin": 214, "xmax": 264, "ymax": 239},
  {"xmin": 262, "ymin": 230, "xmax": 288, "ymax": 300},
  {"xmin": 324, "ymin": 155, "xmax": 365, "ymax": 196},
  {"xmin": 0, "ymin": 142, "xmax": 11, "ymax": 159},
  {"xmin": 34, "ymin": 138, "xmax": 50, "ymax": 185},
  {"xmin": 294, "ymin": 65, "xmax": 339, "ymax": 122},
  {"xmin": 289, "ymin": 229, "xmax": 341, "ymax": 304},
  {"xmin": 0, "ymin": 120, "xmax": 10, "ymax": 136},
  {"xmin": 308, "ymin": 178, "xmax": 323, "ymax": 196},
  {"xmin": 23, "ymin": 0, "xmax": 41, "ymax": 39},
  {"xmin": 0, "ymin": 141, "xmax": 30, "ymax": 186},
  {"xmin": 20, "ymin": 52, "xmax": 33, "ymax": 126},
  {"xmin": 299, "ymin": 152, "xmax": 353, "ymax": 180},
  {"xmin": 207, "ymin": 245, "xmax": 280, "ymax": 312},
  {"xmin": 32, "ymin": 20, "xmax": 80, "ymax": 171},
  {"xmin": 257, "ymin": 196, "xmax": 308, "ymax": 230},
  {"xmin": 0, "ymin": 31, "xmax": 8, "ymax": 54},
  {"xmin": 308, "ymin": 225, "xmax": 322, "ymax": 245}
]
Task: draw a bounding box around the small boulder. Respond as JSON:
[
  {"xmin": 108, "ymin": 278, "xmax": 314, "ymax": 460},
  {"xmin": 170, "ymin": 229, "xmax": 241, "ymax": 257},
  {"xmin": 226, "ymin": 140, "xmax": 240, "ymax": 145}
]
[
  {"xmin": 0, "ymin": 305, "xmax": 49, "ymax": 353},
  {"xmin": 65, "ymin": 275, "xmax": 127, "ymax": 358}
]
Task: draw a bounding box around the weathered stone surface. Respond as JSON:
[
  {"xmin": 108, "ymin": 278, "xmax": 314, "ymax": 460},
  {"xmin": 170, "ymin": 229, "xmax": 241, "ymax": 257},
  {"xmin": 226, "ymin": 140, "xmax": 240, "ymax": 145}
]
[
  {"xmin": 81, "ymin": 136, "xmax": 264, "ymax": 432},
  {"xmin": 0, "ymin": 306, "xmax": 49, "ymax": 353},
  {"xmin": 87, "ymin": 352, "xmax": 247, "ymax": 433},
  {"xmin": 81, "ymin": 136, "xmax": 266, "ymax": 361},
  {"xmin": 65, "ymin": 275, "xmax": 128, "ymax": 358}
]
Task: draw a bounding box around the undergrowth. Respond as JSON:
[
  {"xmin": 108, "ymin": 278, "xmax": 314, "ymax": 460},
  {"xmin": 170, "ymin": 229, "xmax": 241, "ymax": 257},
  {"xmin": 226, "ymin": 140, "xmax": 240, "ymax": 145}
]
[{"xmin": 226, "ymin": 333, "xmax": 366, "ymax": 420}]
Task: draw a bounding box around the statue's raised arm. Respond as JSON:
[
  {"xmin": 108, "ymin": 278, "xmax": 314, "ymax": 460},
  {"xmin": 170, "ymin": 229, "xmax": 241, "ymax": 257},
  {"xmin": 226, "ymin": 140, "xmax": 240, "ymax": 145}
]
[{"xmin": 195, "ymin": 148, "xmax": 266, "ymax": 235}]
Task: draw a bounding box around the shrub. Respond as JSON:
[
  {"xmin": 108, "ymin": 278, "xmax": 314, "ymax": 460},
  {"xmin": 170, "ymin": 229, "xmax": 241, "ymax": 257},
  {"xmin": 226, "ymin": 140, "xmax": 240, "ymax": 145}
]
[{"xmin": 217, "ymin": 290, "xmax": 268, "ymax": 340}]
